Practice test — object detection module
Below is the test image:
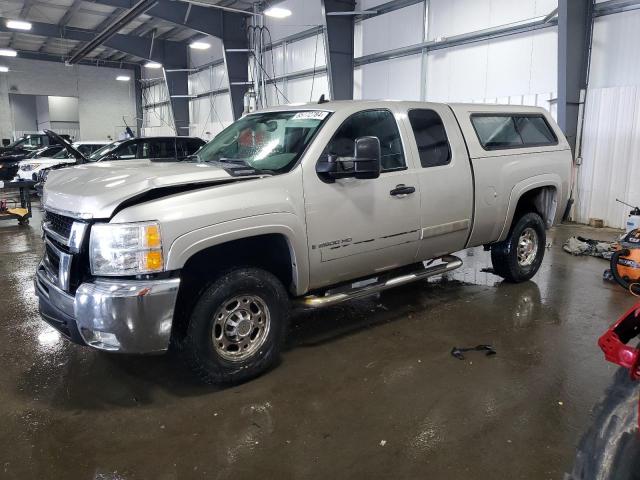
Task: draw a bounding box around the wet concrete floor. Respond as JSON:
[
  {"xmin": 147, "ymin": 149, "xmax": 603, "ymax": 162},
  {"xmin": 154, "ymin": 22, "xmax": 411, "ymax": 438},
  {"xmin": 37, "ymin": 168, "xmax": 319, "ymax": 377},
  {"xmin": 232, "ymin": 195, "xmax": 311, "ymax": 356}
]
[{"xmin": 0, "ymin": 205, "xmax": 637, "ymax": 479}]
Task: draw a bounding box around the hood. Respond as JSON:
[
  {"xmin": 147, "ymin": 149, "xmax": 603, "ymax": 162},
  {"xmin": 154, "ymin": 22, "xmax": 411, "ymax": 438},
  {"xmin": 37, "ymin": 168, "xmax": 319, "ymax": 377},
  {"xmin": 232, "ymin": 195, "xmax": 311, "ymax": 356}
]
[{"xmin": 43, "ymin": 160, "xmax": 260, "ymax": 219}]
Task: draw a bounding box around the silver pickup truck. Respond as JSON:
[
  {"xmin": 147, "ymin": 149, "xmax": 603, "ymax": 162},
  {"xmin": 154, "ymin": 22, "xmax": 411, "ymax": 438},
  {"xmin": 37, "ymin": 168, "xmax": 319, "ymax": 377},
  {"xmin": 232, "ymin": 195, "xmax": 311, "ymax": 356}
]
[{"xmin": 36, "ymin": 101, "xmax": 571, "ymax": 384}]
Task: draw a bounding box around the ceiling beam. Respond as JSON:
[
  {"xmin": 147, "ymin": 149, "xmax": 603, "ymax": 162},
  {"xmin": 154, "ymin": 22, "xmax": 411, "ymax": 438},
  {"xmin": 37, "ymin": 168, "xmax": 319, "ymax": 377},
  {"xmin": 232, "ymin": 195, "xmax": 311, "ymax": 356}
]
[
  {"xmin": 39, "ymin": 0, "xmax": 84, "ymax": 54},
  {"xmin": 7, "ymin": 48, "xmax": 138, "ymax": 69},
  {"xmin": 67, "ymin": 0, "xmax": 159, "ymax": 64},
  {"xmin": 0, "ymin": 16, "xmax": 186, "ymax": 63}
]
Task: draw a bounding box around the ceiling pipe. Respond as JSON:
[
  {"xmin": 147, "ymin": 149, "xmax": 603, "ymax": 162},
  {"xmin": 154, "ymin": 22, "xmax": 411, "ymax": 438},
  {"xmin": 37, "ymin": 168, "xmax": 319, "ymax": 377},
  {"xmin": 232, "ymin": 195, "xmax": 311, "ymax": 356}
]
[{"xmin": 67, "ymin": 0, "xmax": 158, "ymax": 65}]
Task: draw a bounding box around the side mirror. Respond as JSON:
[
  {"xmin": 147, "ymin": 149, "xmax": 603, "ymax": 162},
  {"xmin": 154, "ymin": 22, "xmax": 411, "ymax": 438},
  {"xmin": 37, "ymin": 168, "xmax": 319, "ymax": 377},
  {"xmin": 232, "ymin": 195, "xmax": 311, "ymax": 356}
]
[{"xmin": 316, "ymin": 136, "xmax": 381, "ymax": 183}]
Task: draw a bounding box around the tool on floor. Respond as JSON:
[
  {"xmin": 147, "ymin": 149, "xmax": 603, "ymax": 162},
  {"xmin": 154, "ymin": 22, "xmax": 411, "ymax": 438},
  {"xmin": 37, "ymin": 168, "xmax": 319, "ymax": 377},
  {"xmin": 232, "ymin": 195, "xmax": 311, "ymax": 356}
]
[
  {"xmin": 616, "ymin": 199, "xmax": 640, "ymax": 233},
  {"xmin": 451, "ymin": 344, "xmax": 497, "ymax": 360},
  {"xmin": 609, "ymin": 229, "xmax": 640, "ymax": 296}
]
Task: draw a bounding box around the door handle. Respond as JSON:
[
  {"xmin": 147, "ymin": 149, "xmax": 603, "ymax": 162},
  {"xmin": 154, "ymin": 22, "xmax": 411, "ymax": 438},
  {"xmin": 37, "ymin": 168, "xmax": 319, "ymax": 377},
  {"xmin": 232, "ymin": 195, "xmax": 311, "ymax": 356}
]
[{"xmin": 390, "ymin": 184, "xmax": 416, "ymax": 196}]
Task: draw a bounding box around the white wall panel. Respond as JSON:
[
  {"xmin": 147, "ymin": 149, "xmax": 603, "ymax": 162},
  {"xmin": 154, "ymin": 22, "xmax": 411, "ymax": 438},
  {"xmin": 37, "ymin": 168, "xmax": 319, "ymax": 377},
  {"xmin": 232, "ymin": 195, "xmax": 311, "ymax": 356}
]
[
  {"xmin": 575, "ymin": 86, "xmax": 640, "ymax": 228},
  {"xmin": 286, "ymin": 33, "xmax": 326, "ymax": 73},
  {"xmin": 361, "ymin": 3, "xmax": 424, "ymax": 55},
  {"xmin": 589, "ymin": 10, "xmax": 640, "ymax": 88},
  {"xmin": 428, "ymin": 0, "xmax": 557, "ymax": 40},
  {"xmin": 189, "ymin": 94, "xmax": 233, "ymax": 140},
  {"xmin": 287, "ymin": 74, "xmax": 330, "ymax": 103},
  {"xmin": 0, "ymin": 58, "xmax": 136, "ymax": 140},
  {"xmin": 426, "ymin": 27, "xmax": 557, "ymax": 103},
  {"xmin": 188, "ymin": 69, "xmax": 212, "ymax": 96},
  {"xmin": 360, "ymin": 54, "xmax": 422, "ymax": 100}
]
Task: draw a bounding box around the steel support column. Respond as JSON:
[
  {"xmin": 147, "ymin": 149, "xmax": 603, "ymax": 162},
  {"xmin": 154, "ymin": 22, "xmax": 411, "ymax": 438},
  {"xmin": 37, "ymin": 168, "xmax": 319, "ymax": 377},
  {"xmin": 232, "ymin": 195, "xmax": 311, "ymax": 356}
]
[
  {"xmin": 93, "ymin": 0, "xmax": 250, "ymax": 120},
  {"xmin": 134, "ymin": 65, "xmax": 144, "ymax": 136},
  {"xmin": 221, "ymin": 12, "xmax": 249, "ymax": 120},
  {"xmin": 322, "ymin": 0, "xmax": 356, "ymax": 100},
  {"xmin": 161, "ymin": 42, "xmax": 190, "ymax": 135},
  {"xmin": 557, "ymin": 0, "xmax": 592, "ymax": 152}
]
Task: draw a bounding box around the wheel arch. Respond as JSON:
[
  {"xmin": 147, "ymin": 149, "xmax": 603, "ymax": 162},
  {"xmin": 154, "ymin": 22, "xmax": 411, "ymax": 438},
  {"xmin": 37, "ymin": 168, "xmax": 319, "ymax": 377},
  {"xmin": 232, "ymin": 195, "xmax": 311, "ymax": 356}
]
[{"xmin": 497, "ymin": 175, "xmax": 562, "ymax": 242}]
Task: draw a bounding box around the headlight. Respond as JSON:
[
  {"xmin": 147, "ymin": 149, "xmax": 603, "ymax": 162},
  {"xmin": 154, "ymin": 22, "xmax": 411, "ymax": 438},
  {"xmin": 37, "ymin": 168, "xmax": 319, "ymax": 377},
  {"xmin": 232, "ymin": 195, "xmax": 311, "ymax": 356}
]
[{"xmin": 89, "ymin": 221, "xmax": 164, "ymax": 276}]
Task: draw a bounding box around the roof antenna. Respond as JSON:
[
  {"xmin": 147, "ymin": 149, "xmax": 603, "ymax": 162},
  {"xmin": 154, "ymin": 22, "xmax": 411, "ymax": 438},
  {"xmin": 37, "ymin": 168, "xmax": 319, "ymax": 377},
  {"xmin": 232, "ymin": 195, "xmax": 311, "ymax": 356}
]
[{"xmin": 318, "ymin": 94, "xmax": 328, "ymax": 104}]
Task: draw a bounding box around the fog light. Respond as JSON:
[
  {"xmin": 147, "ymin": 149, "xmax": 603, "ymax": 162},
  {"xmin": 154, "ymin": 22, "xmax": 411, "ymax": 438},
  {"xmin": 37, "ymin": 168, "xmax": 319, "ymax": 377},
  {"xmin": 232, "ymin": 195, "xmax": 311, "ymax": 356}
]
[{"xmin": 81, "ymin": 329, "xmax": 121, "ymax": 351}]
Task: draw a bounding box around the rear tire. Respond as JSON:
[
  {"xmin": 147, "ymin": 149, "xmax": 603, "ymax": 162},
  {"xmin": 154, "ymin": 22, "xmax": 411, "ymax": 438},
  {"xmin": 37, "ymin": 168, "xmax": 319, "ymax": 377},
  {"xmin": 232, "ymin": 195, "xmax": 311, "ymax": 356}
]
[
  {"xmin": 567, "ymin": 368, "xmax": 640, "ymax": 480},
  {"xmin": 491, "ymin": 212, "xmax": 546, "ymax": 283},
  {"xmin": 180, "ymin": 267, "xmax": 289, "ymax": 385}
]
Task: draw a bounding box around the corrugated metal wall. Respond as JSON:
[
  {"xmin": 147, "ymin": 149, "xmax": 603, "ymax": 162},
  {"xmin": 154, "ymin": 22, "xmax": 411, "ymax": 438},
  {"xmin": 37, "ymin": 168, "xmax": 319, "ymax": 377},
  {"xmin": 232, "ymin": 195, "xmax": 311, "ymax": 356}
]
[{"xmin": 575, "ymin": 9, "xmax": 640, "ymax": 228}]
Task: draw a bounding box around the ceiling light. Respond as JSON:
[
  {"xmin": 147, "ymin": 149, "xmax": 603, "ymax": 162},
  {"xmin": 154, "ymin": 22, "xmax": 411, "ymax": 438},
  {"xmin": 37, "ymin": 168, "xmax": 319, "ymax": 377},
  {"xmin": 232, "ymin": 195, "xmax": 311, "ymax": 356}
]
[
  {"xmin": 264, "ymin": 6, "xmax": 292, "ymax": 18},
  {"xmin": 190, "ymin": 41, "xmax": 211, "ymax": 50},
  {"xmin": 116, "ymin": 75, "xmax": 130, "ymax": 81},
  {"xmin": 0, "ymin": 49, "xmax": 17, "ymax": 57},
  {"xmin": 6, "ymin": 20, "xmax": 32, "ymax": 31},
  {"xmin": 144, "ymin": 61, "xmax": 162, "ymax": 69},
  {"xmin": 0, "ymin": 66, "xmax": 8, "ymax": 73}
]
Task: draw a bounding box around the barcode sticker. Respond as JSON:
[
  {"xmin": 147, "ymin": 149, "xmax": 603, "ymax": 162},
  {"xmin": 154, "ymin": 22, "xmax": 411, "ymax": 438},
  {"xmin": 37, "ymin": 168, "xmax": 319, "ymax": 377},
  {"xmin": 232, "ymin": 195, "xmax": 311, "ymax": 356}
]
[{"xmin": 292, "ymin": 111, "xmax": 329, "ymax": 121}]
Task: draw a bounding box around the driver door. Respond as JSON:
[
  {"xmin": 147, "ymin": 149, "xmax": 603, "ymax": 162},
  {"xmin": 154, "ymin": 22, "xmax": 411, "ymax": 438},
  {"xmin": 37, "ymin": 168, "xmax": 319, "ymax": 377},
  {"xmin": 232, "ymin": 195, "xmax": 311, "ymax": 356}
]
[{"xmin": 303, "ymin": 108, "xmax": 421, "ymax": 290}]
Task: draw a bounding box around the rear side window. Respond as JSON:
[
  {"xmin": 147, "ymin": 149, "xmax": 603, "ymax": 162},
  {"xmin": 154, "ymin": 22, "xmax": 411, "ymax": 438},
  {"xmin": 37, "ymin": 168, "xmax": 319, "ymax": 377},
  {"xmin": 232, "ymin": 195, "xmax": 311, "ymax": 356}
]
[
  {"xmin": 408, "ymin": 109, "xmax": 451, "ymax": 168},
  {"xmin": 471, "ymin": 114, "xmax": 557, "ymax": 150},
  {"xmin": 140, "ymin": 139, "xmax": 177, "ymax": 159}
]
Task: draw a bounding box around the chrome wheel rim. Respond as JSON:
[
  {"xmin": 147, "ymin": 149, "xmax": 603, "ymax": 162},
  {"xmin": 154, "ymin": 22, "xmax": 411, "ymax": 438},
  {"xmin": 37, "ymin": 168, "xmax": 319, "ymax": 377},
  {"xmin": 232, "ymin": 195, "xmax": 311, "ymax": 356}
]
[
  {"xmin": 212, "ymin": 295, "xmax": 271, "ymax": 362},
  {"xmin": 517, "ymin": 227, "xmax": 539, "ymax": 267}
]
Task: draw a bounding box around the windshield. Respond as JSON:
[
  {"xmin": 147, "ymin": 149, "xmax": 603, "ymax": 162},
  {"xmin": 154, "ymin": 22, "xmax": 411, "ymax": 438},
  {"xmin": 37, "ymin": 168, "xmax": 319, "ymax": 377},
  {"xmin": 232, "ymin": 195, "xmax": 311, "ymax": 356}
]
[
  {"xmin": 195, "ymin": 110, "xmax": 330, "ymax": 173},
  {"xmin": 52, "ymin": 148, "xmax": 72, "ymax": 159},
  {"xmin": 88, "ymin": 141, "xmax": 125, "ymax": 161},
  {"xmin": 7, "ymin": 136, "xmax": 41, "ymax": 150}
]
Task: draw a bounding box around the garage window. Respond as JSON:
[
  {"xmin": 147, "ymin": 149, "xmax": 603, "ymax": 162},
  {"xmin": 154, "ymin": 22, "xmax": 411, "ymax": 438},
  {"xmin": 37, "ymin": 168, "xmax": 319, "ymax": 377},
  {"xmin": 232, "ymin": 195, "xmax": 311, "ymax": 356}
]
[
  {"xmin": 471, "ymin": 114, "xmax": 557, "ymax": 150},
  {"xmin": 408, "ymin": 109, "xmax": 451, "ymax": 168}
]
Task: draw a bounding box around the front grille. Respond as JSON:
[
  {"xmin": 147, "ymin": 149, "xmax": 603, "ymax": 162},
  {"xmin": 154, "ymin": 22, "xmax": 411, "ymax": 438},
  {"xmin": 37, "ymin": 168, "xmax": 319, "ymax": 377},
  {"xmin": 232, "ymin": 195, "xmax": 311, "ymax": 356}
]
[
  {"xmin": 44, "ymin": 211, "xmax": 74, "ymax": 239},
  {"xmin": 45, "ymin": 243, "xmax": 61, "ymax": 273},
  {"xmin": 41, "ymin": 210, "xmax": 91, "ymax": 293}
]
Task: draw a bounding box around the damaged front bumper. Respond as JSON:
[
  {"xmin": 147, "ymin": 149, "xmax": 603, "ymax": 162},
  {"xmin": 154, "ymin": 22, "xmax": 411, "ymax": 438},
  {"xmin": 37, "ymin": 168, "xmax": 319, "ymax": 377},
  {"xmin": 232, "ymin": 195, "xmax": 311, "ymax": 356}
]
[{"xmin": 35, "ymin": 262, "xmax": 180, "ymax": 353}]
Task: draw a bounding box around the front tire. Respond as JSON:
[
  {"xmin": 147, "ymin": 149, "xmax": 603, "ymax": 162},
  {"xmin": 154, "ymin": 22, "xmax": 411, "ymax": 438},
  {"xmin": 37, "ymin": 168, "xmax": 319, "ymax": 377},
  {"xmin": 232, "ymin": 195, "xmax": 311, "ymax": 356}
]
[
  {"xmin": 180, "ymin": 268, "xmax": 289, "ymax": 385},
  {"xmin": 491, "ymin": 212, "xmax": 546, "ymax": 283}
]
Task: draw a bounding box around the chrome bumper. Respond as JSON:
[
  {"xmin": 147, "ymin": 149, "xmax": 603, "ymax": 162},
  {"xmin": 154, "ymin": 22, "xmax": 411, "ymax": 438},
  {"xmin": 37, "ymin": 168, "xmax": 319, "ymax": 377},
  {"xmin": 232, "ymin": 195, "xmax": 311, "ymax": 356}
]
[{"xmin": 35, "ymin": 263, "xmax": 180, "ymax": 353}]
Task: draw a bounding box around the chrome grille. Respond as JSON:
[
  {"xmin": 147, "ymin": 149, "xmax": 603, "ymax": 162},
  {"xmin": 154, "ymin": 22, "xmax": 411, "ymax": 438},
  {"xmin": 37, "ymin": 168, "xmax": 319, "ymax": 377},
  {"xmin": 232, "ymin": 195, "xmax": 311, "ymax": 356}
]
[
  {"xmin": 44, "ymin": 211, "xmax": 74, "ymax": 239},
  {"xmin": 41, "ymin": 210, "xmax": 89, "ymax": 292}
]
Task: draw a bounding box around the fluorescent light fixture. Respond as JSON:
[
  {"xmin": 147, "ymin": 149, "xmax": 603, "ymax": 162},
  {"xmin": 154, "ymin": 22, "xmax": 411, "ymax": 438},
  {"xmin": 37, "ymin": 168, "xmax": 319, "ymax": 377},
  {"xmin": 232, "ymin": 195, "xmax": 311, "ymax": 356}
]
[
  {"xmin": 144, "ymin": 61, "xmax": 162, "ymax": 69},
  {"xmin": 190, "ymin": 41, "xmax": 211, "ymax": 50},
  {"xmin": 0, "ymin": 48, "xmax": 17, "ymax": 57},
  {"xmin": 6, "ymin": 20, "xmax": 32, "ymax": 31},
  {"xmin": 0, "ymin": 66, "xmax": 8, "ymax": 73},
  {"xmin": 116, "ymin": 75, "xmax": 130, "ymax": 81},
  {"xmin": 264, "ymin": 6, "xmax": 292, "ymax": 18}
]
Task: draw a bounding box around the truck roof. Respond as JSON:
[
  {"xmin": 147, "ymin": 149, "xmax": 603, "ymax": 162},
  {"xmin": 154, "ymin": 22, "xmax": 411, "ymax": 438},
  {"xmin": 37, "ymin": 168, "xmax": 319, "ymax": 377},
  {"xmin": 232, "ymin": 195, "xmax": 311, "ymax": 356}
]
[{"xmin": 256, "ymin": 99, "xmax": 549, "ymax": 116}]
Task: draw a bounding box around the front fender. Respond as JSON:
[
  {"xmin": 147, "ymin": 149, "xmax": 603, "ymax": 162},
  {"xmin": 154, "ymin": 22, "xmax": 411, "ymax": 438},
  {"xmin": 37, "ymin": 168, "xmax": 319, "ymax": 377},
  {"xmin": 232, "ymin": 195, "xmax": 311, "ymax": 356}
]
[
  {"xmin": 166, "ymin": 212, "xmax": 309, "ymax": 295},
  {"xmin": 497, "ymin": 174, "xmax": 564, "ymax": 242}
]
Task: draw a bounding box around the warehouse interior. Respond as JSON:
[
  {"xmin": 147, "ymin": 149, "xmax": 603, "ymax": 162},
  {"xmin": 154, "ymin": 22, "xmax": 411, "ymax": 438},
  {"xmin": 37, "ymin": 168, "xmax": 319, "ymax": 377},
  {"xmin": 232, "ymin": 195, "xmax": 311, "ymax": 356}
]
[{"xmin": 1, "ymin": 0, "xmax": 640, "ymax": 478}]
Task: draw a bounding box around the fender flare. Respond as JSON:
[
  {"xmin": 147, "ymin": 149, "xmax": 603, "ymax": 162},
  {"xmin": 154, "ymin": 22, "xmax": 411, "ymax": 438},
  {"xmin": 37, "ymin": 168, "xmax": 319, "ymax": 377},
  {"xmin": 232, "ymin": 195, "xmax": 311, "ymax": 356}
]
[
  {"xmin": 497, "ymin": 174, "xmax": 563, "ymax": 242},
  {"xmin": 166, "ymin": 213, "xmax": 309, "ymax": 295}
]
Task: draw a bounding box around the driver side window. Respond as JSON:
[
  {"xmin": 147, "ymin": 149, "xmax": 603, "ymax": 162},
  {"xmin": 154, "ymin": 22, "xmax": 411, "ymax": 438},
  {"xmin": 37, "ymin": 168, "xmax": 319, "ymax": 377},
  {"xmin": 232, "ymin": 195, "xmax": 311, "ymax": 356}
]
[
  {"xmin": 114, "ymin": 143, "xmax": 137, "ymax": 160},
  {"xmin": 324, "ymin": 109, "xmax": 405, "ymax": 172}
]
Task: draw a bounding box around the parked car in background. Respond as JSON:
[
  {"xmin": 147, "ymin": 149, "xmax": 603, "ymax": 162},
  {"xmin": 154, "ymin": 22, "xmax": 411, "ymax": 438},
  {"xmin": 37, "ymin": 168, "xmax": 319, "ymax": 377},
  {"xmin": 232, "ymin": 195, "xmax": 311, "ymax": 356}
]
[
  {"xmin": 87, "ymin": 136, "xmax": 205, "ymax": 163},
  {"xmin": 17, "ymin": 141, "xmax": 108, "ymax": 181},
  {"xmin": 34, "ymin": 135, "xmax": 205, "ymax": 194},
  {"xmin": 0, "ymin": 133, "xmax": 71, "ymax": 181}
]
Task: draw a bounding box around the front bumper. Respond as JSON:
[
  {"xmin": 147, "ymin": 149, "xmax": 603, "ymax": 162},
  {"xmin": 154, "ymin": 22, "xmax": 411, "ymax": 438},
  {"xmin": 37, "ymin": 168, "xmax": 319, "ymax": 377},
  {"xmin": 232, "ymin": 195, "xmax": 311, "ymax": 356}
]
[{"xmin": 35, "ymin": 262, "xmax": 180, "ymax": 353}]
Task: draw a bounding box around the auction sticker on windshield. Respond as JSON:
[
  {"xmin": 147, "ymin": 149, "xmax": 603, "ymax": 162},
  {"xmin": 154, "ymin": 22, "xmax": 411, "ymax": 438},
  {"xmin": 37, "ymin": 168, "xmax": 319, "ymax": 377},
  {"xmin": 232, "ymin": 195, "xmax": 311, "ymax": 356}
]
[{"xmin": 291, "ymin": 111, "xmax": 329, "ymax": 121}]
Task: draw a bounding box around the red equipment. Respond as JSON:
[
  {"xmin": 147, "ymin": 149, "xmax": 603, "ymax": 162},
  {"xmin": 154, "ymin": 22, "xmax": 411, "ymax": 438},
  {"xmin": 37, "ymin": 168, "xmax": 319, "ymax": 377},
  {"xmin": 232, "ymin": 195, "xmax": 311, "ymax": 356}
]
[
  {"xmin": 598, "ymin": 303, "xmax": 640, "ymax": 428},
  {"xmin": 599, "ymin": 302, "xmax": 640, "ymax": 379}
]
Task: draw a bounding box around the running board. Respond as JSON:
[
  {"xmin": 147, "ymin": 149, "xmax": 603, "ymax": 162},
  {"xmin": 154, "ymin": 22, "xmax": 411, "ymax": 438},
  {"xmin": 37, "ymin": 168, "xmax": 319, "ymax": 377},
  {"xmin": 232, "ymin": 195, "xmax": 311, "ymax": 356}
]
[{"xmin": 294, "ymin": 255, "xmax": 463, "ymax": 309}]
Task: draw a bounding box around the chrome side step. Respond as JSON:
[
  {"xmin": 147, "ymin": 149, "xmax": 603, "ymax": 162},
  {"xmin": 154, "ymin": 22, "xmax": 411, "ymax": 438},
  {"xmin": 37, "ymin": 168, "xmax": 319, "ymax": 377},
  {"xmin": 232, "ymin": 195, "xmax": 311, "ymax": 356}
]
[{"xmin": 294, "ymin": 255, "xmax": 463, "ymax": 309}]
